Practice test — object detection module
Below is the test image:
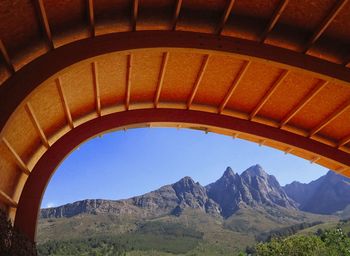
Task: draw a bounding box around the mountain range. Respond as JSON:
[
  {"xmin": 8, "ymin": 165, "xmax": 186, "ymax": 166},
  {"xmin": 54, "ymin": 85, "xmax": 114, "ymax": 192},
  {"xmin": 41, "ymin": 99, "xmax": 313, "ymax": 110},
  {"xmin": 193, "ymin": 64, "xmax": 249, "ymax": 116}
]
[
  {"xmin": 283, "ymin": 170, "xmax": 350, "ymax": 214},
  {"xmin": 38, "ymin": 164, "xmax": 349, "ymax": 255},
  {"xmin": 41, "ymin": 164, "xmax": 350, "ymax": 219}
]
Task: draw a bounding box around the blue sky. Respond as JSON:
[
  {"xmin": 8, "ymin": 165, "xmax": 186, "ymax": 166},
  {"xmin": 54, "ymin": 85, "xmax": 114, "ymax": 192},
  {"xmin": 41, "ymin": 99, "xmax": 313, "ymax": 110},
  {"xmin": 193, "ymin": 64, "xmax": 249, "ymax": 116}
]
[{"xmin": 41, "ymin": 128, "xmax": 328, "ymax": 208}]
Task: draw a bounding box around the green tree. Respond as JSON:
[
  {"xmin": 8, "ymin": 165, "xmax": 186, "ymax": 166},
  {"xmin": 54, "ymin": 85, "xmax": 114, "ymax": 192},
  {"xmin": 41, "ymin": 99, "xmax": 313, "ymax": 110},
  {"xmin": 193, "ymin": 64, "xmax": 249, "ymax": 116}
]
[
  {"xmin": 253, "ymin": 228, "xmax": 350, "ymax": 256},
  {"xmin": 255, "ymin": 235, "xmax": 327, "ymax": 256},
  {"xmin": 320, "ymin": 228, "xmax": 350, "ymax": 256},
  {"xmin": 0, "ymin": 209, "xmax": 37, "ymax": 255}
]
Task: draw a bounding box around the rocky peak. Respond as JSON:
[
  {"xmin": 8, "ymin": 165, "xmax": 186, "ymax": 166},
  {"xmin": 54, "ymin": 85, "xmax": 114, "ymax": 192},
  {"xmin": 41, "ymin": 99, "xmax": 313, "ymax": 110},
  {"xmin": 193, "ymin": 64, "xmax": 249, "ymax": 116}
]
[
  {"xmin": 174, "ymin": 176, "xmax": 196, "ymax": 188},
  {"xmin": 172, "ymin": 176, "xmax": 206, "ymax": 200},
  {"xmin": 241, "ymin": 164, "xmax": 267, "ymax": 179},
  {"xmin": 207, "ymin": 165, "xmax": 297, "ymax": 217},
  {"xmin": 324, "ymin": 170, "xmax": 348, "ymax": 184},
  {"xmin": 223, "ymin": 167, "xmax": 235, "ymax": 177},
  {"xmin": 171, "ymin": 176, "xmax": 220, "ymax": 215},
  {"xmin": 284, "ymin": 170, "xmax": 350, "ymax": 214}
]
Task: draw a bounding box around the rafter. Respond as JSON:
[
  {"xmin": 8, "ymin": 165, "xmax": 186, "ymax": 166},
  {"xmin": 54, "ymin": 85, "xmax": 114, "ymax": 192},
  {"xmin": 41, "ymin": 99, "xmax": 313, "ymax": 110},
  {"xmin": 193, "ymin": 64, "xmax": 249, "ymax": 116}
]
[
  {"xmin": 154, "ymin": 52, "xmax": 169, "ymax": 108},
  {"xmin": 88, "ymin": 0, "xmax": 95, "ymax": 37},
  {"xmin": 260, "ymin": 0, "xmax": 289, "ymax": 43},
  {"xmin": 279, "ymin": 80, "xmax": 327, "ymax": 128},
  {"xmin": 250, "ymin": 70, "xmax": 289, "ymax": 120},
  {"xmin": 341, "ymin": 168, "xmax": 350, "ymax": 174},
  {"xmin": 218, "ymin": 60, "xmax": 250, "ymax": 114},
  {"xmin": 187, "ymin": 55, "xmax": 210, "ymax": 109},
  {"xmin": 232, "ymin": 132, "xmax": 239, "ymax": 139},
  {"xmin": 0, "ymin": 190, "xmax": 17, "ymax": 208},
  {"xmin": 310, "ymin": 156, "xmax": 320, "ymax": 164},
  {"xmin": 284, "ymin": 147, "xmax": 293, "ymax": 154},
  {"xmin": 336, "ymin": 166, "xmax": 347, "ymax": 173},
  {"xmin": 303, "ymin": 0, "xmax": 348, "ymax": 53},
  {"xmin": 259, "ymin": 139, "xmax": 266, "ymax": 146},
  {"xmin": 216, "ymin": 0, "xmax": 235, "ymax": 35},
  {"xmin": 310, "ymin": 97, "xmax": 350, "ymax": 137},
  {"xmin": 25, "ymin": 102, "xmax": 50, "ymax": 148},
  {"xmin": 0, "ymin": 39, "xmax": 15, "ymax": 74},
  {"xmin": 92, "ymin": 62, "xmax": 101, "ymax": 116},
  {"xmin": 132, "ymin": 0, "xmax": 139, "ymax": 31},
  {"xmin": 172, "ymin": 0, "xmax": 183, "ymax": 30},
  {"xmin": 56, "ymin": 78, "xmax": 74, "ymax": 129},
  {"xmin": 1, "ymin": 137, "xmax": 30, "ymax": 175},
  {"xmin": 125, "ymin": 54, "xmax": 132, "ymax": 110},
  {"xmin": 344, "ymin": 59, "xmax": 350, "ymax": 68},
  {"xmin": 35, "ymin": 0, "xmax": 54, "ymax": 49},
  {"xmin": 338, "ymin": 134, "xmax": 350, "ymax": 148}
]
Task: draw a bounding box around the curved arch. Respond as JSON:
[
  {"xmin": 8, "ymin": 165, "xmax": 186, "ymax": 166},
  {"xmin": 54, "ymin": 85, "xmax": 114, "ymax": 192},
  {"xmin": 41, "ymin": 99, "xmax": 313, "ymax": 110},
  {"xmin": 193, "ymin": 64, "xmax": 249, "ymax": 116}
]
[
  {"xmin": 1, "ymin": 31, "xmax": 350, "ymax": 131},
  {"xmin": 14, "ymin": 108, "xmax": 350, "ymax": 241}
]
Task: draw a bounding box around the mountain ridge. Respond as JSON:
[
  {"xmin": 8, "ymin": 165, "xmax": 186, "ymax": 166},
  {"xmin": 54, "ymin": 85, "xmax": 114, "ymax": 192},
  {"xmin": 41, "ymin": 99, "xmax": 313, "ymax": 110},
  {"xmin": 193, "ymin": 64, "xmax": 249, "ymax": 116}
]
[
  {"xmin": 41, "ymin": 165, "xmax": 297, "ymax": 219},
  {"xmin": 283, "ymin": 170, "xmax": 350, "ymax": 214},
  {"xmin": 41, "ymin": 165, "xmax": 350, "ymax": 219}
]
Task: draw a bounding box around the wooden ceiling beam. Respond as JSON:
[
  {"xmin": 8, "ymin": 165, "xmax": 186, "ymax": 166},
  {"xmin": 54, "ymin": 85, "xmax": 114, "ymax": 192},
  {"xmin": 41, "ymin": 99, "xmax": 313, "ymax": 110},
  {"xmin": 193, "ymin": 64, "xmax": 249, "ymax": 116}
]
[
  {"xmin": 279, "ymin": 80, "xmax": 327, "ymax": 128},
  {"xmin": 218, "ymin": 60, "xmax": 250, "ymax": 114},
  {"xmin": 172, "ymin": 0, "xmax": 183, "ymax": 30},
  {"xmin": 310, "ymin": 97, "xmax": 350, "ymax": 137},
  {"xmin": 1, "ymin": 137, "xmax": 30, "ymax": 175},
  {"xmin": 187, "ymin": 55, "xmax": 210, "ymax": 109},
  {"xmin": 125, "ymin": 54, "xmax": 132, "ymax": 110},
  {"xmin": 0, "ymin": 190, "xmax": 17, "ymax": 208},
  {"xmin": 250, "ymin": 70, "xmax": 289, "ymax": 120},
  {"xmin": 92, "ymin": 62, "xmax": 101, "ymax": 116},
  {"xmin": 56, "ymin": 78, "xmax": 74, "ymax": 129},
  {"xmin": 25, "ymin": 102, "xmax": 50, "ymax": 148},
  {"xmin": 154, "ymin": 52, "xmax": 169, "ymax": 108},
  {"xmin": 35, "ymin": 0, "xmax": 54, "ymax": 50},
  {"xmin": 260, "ymin": 0, "xmax": 289, "ymax": 43},
  {"xmin": 88, "ymin": 0, "xmax": 95, "ymax": 37},
  {"xmin": 216, "ymin": 0, "xmax": 235, "ymax": 35},
  {"xmin": 0, "ymin": 40, "xmax": 15, "ymax": 74},
  {"xmin": 303, "ymin": 0, "xmax": 348, "ymax": 53},
  {"xmin": 132, "ymin": 0, "xmax": 139, "ymax": 31}
]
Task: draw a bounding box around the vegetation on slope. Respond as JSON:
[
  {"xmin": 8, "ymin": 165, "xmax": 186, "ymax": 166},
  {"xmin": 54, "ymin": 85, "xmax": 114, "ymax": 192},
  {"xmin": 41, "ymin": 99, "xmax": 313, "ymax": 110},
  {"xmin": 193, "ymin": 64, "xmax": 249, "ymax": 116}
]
[
  {"xmin": 36, "ymin": 207, "xmax": 339, "ymax": 256},
  {"xmin": 248, "ymin": 228, "xmax": 350, "ymax": 256}
]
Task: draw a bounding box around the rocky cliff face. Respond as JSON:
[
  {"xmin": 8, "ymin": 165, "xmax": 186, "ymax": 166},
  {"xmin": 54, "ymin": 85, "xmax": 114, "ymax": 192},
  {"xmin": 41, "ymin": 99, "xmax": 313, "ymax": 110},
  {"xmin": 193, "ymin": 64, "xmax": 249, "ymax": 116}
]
[
  {"xmin": 41, "ymin": 165, "xmax": 297, "ymax": 219},
  {"xmin": 40, "ymin": 199, "xmax": 143, "ymax": 218},
  {"xmin": 206, "ymin": 165, "xmax": 297, "ymax": 217},
  {"xmin": 284, "ymin": 171, "xmax": 350, "ymax": 214}
]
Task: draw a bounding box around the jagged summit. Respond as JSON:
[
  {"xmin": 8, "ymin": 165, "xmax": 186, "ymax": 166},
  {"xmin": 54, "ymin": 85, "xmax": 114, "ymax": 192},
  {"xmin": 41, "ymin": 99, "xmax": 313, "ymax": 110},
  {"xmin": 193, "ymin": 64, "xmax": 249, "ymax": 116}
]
[
  {"xmin": 175, "ymin": 176, "xmax": 195, "ymax": 185},
  {"xmin": 241, "ymin": 164, "xmax": 266, "ymax": 177},
  {"xmin": 223, "ymin": 166, "xmax": 235, "ymax": 177}
]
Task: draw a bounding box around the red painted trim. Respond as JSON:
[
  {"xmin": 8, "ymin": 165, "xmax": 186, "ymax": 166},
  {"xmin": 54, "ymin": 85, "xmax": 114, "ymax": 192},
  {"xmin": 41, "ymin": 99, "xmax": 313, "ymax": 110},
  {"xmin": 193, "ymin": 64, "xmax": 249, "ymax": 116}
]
[
  {"xmin": 14, "ymin": 109, "xmax": 350, "ymax": 241},
  {"xmin": 1, "ymin": 31, "xmax": 350, "ymax": 131}
]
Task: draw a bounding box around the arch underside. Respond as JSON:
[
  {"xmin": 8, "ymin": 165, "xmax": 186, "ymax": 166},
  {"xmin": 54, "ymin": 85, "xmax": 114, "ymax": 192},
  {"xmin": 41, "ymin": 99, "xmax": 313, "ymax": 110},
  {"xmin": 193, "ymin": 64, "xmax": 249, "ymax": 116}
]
[{"xmin": 1, "ymin": 0, "xmax": 350, "ymax": 242}]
